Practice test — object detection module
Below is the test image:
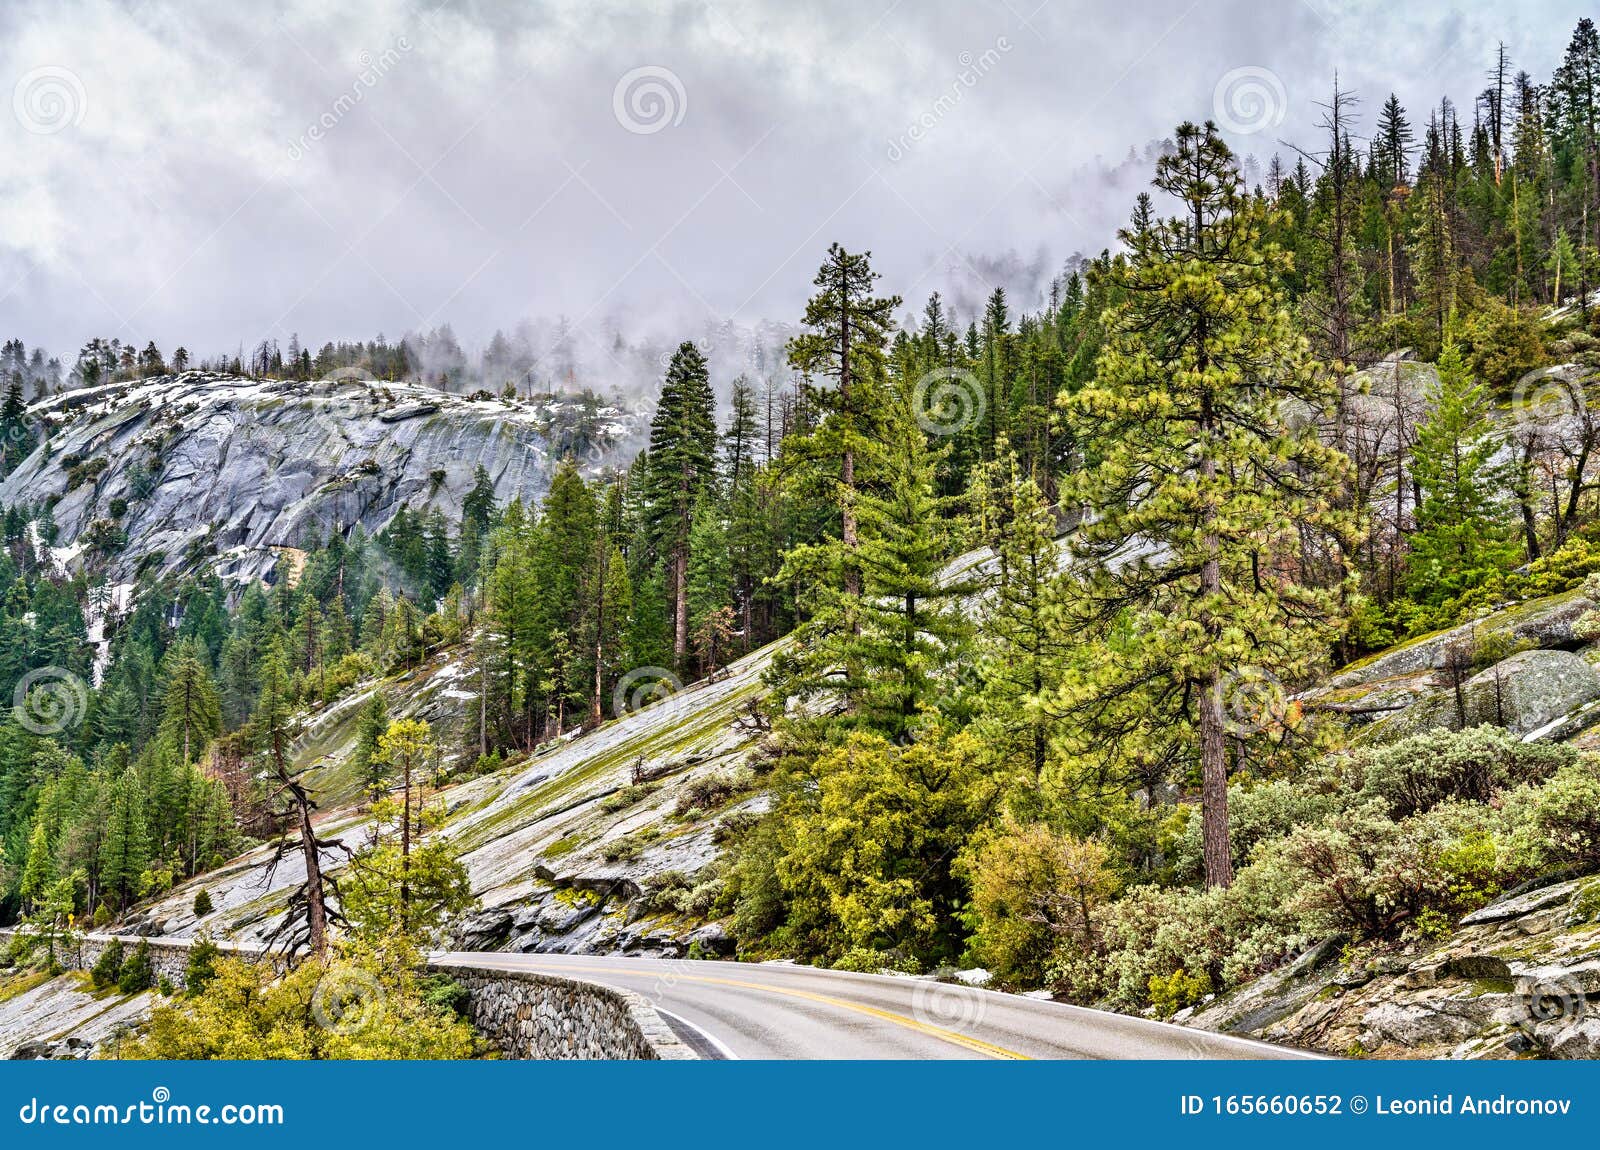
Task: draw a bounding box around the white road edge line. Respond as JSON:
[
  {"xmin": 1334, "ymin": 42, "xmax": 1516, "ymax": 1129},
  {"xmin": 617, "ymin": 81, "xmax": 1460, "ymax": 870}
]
[{"xmin": 656, "ymin": 1007, "xmax": 741, "ymax": 1061}]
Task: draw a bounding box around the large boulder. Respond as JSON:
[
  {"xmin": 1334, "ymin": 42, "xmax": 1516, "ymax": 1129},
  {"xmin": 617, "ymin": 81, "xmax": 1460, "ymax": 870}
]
[
  {"xmin": 1328, "ymin": 592, "xmax": 1594, "ymax": 691},
  {"xmin": 1362, "ymin": 649, "xmax": 1600, "ymax": 743},
  {"xmin": 1462, "ymin": 649, "xmax": 1600, "ymax": 737}
]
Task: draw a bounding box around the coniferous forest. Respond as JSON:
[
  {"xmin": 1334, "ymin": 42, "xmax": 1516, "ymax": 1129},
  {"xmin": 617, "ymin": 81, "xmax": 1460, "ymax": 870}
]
[{"xmin": 13, "ymin": 17, "xmax": 1600, "ymax": 1059}]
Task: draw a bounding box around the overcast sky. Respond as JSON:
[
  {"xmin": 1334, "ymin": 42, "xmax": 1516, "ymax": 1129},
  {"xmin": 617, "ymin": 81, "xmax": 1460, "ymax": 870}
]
[{"xmin": 0, "ymin": 0, "xmax": 1592, "ymax": 385}]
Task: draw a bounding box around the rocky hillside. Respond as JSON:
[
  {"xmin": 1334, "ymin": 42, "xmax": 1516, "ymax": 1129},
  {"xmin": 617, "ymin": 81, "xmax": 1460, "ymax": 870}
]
[
  {"xmin": 1183, "ymin": 873, "xmax": 1600, "ymax": 1059},
  {"xmin": 111, "ymin": 638, "xmax": 778, "ymax": 959},
  {"xmin": 0, "ymin": 372, "xmax": 647, "ymax": 584}
]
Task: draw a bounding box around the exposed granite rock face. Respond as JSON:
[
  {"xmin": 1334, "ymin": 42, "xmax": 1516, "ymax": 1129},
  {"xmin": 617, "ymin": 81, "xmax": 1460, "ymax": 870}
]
[
  {"xmin": 1326, "ymin": 593, "xmax": 1594, "ymax": 693},
  {"xmin": 0, "ymin": 974, "xmax": 156, "ymax": 1059},
  {"xmin": 1182, "ymin": 875, "xmax": 1600, "ymax": 1059},
  {"xmin": 2, "ymin": 372, "xmax": 646, "ymax": 583},
  {"xmin": 1361, "ymin": 649, "xmax": 1600, "ymax": 743},
  {"xmin": 1308, "ymin": 592, "xmax": 1600, "ymax": 745},
  {"xmin": 427, "ymin": 963, "xmax": 697, "ymax": 1060},
  {"xmin": 95, "ymin": 642, "xmax": 776, "ymax": 962}
]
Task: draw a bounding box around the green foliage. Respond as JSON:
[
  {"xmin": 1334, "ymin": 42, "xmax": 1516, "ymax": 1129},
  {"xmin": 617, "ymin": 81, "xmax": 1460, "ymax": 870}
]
[
  {"xmin": 959, "ymin": 819, "xmax": 1121, "ymax": 987},
  {"xmin": 1172, "ymin": 781, "xmax": 1341, "ymax": 882},
  {"xmin": 114, "ymin": 943, "xmax": 478, "ymax": 1060},
  {"xmin": 1147, "ymin": 968, "xmax": 1211, "ymax": 1018},
  {"xmin": 89, "ymin": 939, "xmax": 125, "ymax": 989},
  {"xmin": 1268, "ymin": 799, "xmax": 1506, "ymax": 939},
  {"xmin": 117, "ymin": 939, "xmax": 154, "ymax": 993},
  {"xmin": 184, "ymin": 935, "xmax": 221, "ymax": 995},
  {"xmin": 1338, "ymin": 725, "xmax": 1574, "ymax": 818},
  {"xmin": 1056, "ymin": 121, "xmax": 1354, "ymax": 888},
  {"xmin": 192, "ymin": 887, "xmax": 213, "ymax": 918},
  {"xmin": 341, "ymin": 835, "xmax": 475, "ymax": 946},
  {"xmin": 1503, "ymin": 758, "xmax": 1600, "ymax": 870},
  {"xmin": 1406, "ymin": 343, "xmax": 1519, "ymax": 607},
  {"xmin": 745, "ymin": 731, "xmax": 1002, "ymax": 966}
]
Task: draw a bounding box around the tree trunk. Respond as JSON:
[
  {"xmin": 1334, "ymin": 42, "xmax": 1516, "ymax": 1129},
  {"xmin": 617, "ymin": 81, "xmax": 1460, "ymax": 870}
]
[
  {"xmin": 672, "ymin": 545, "xmax": 688, "ymax": 667},
  {"xmin": 296, "ymin": 785, "xmax": 329, "ymax": 956},
  {"xmin": 400, "ymin": 754, "xmax": 412, "ymax": 935},
  {"xmin": 1199, "ymin": 666, "xmax": 1233, "ymax": 889}
]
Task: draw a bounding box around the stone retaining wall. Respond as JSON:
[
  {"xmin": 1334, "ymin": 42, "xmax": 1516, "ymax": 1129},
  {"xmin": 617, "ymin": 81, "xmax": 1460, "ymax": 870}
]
[
  {"xmin": 0, "ymin": 929, "xmax": 246, "ymax": 990},
  {"xmin": 2, "ymin": 929, "xmax": 697, "ymax": 1060},
  {"xmin": 429, "ymin": 963, "xmax": 699, "ymax": 1060}
]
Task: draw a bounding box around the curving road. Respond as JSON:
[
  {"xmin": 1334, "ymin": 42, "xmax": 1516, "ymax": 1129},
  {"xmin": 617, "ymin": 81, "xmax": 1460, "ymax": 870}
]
[{"xmin": 430, "ymin": 951, "xmax": 1321, "ymax": 1060}]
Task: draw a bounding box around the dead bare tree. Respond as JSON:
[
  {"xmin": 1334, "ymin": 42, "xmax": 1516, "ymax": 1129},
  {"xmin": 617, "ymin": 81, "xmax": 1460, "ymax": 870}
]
[{"xmin": 261, "ymin": 761, "xmax": 348, "ymax": 959}]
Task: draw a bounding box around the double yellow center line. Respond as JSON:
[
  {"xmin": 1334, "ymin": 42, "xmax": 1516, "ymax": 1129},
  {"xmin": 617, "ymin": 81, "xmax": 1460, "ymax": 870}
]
[{"xmin": 514, "ymin": 961, "xmax": 1031, "ymax": 1060}]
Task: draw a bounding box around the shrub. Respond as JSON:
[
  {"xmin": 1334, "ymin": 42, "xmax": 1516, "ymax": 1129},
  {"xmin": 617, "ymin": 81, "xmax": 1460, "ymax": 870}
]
[
  {"xmin": 674, "ymin": 770, "xmax": 751, "ymax": 817},
  {"xmin": 1271, "ymin": 800, "xmax": 1505, "ymax": 939},
  {"xmin": 1089, "ymin": 855, "xmax": 1310, "ymax": 1009},
  {"xmin": 1459, "ymin": 298, "xmax": 1547, "ymax": 395},
  {"xmin": 959, "ymin": 819, "xmax": 1121, "ymax": 988},
  {"xmin": 601, "ymin": 781, "xmax": 659, "ymax": 813},
  {"xmin": 1148, "ymin": 968, "xmax": 1211, "ymax": 1017},
  {"xmin": 419, "ymin": 973, "xmax": 471, "ymax": 1018},
  {"xmin": 1505, "ymin": 757, "xmax": 1600, "ymax": 870},
  {"xmin": 1172, "ymin": 780, "xmax": 1339, "ymax": 881},
  {"xmin": 118, "ymin": 940, "xmax": 155, "ymax": 993},
  {"xmin": 91, "ymin": 903, "xmax": 112, "ymax": 929},
  {"xmin": 114, "ymin": 946, "xmax": 479, "ymax": 1059},
  {"xmin": 193, "ymin": 888, "xmax": 214, "ymax": 918},
  {"xmin": 642, "ymin": 867, "xmax": 724, "ymax": 917},
  {"xmin": 90, "ymin": 940, "xmax": 125, "ymax": 989},
  {"xmin": 1339, "ymin": 725, "xmax": 1573, "ymax": 818},
  {"xmin": 828, "ymin": 946, "xmax": 920, "ymax": 974},
  {"xmin": 184, "ymin": 936, "xmax": 221, "ymax": 995}
]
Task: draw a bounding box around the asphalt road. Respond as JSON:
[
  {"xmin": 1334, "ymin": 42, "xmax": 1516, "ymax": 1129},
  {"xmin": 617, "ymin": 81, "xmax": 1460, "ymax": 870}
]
[{"xmin": 431, "ymin": 951, "xmax": 1321, "ymax": 1060}]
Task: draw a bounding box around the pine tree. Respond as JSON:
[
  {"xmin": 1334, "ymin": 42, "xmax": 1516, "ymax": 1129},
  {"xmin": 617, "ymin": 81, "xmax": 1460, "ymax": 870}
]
[
  {"xmin": 1549, "ymin": 227, "xmax": 1579, "ymax": 305},
  {"xmin": 644, "ymin": 343, "xmax": 717, "ymax": 670},
  {"xmin": 99, "ymin": 766, "xmax": 149, "ymax": 911},
  {"xmin": 786, "ymin": 244, "xmax": 902, "ymax": 602},
  {"xmin": 977, "ymin": 464, "xmax": 1063, "ymax": 778},
  {"xmin": 158, "ymin": 642, "xmax": 221, "ymax": 765},
  {"xmin": 18, "ymin": 816, "xmax": 55, "ymax": 912},
  {"xmin": 775, "ymin": 401, "xmax": 970, "ymax": 740},
  {"xmin": 685, "ymin": 495, "xmax": 732, "ymax": 674},
  {"xmin": 351, "ymin": 690, "xmax": 391, "ymax": 796},
  {"xmin": 1406, "ymin": 343, "xmax": 1518, "ymax": 605},
  {"xmin": 1059, "ymin": 122, "xmax": 1354, "ymax": 889},
  {"xmin": 589, "ymin": 544, "xmax": 633, "ymax": 723}
]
